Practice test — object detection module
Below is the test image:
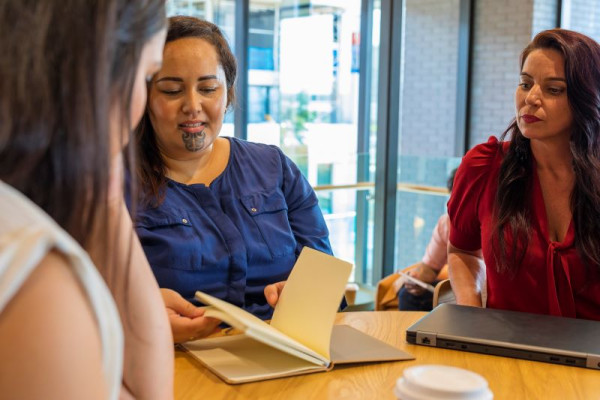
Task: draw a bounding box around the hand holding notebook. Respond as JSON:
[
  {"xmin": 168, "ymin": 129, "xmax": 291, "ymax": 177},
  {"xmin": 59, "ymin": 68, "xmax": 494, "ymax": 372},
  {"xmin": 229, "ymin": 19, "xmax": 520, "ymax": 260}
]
[{"xmin": 182, "ymin": 247, "xmax": 414, "ymax": 383}]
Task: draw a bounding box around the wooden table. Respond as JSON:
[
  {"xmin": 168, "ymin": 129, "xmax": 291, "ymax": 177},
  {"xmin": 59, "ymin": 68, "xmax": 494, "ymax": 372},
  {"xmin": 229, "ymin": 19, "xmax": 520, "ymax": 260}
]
[{"xmin": 174, "ymin": 311, "xmax": 600, "ymax": 399}]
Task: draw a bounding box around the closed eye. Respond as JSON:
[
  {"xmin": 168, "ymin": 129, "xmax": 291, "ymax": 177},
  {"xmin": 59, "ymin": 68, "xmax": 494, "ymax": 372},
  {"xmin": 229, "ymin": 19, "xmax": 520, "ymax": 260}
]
[
  {"xmin": 198, "ymin": 87, "xmax": 217, "ymax": 93},
  {"xmin": 159, "ymin": 89, "xmax": 181, "ymax": 95}
]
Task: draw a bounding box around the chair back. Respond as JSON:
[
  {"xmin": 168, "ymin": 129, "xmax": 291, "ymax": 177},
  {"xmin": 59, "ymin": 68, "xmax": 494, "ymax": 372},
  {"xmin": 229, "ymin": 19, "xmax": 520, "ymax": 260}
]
[{"xmin": 432, "ymin": 279, "xmax": 456, "ymax": 308}]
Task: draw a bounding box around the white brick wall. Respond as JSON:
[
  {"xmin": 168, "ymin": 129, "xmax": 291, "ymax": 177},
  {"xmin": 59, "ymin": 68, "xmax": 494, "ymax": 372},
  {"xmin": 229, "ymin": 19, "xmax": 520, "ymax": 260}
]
[
  {"xmin": 468, "ymin": 0, "xmax": 534, "ymax": 148},
  {"xmin": 399, "ymin": 0, "xmax": 562, "ymax": 154},
  {"xmin": 533, "ymin": 0, "xmax": 559, "ymax": 36},
  {"xmin": 400, "ymin": 0, "xmax": 460, "ymax": 157}
]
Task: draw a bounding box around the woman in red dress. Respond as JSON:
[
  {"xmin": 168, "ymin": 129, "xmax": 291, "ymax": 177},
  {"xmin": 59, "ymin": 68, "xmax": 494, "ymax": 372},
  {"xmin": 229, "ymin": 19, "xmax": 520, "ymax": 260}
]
[{"xmin": 448, "ymin": 29, "xmax": 600, "ymax": 321}]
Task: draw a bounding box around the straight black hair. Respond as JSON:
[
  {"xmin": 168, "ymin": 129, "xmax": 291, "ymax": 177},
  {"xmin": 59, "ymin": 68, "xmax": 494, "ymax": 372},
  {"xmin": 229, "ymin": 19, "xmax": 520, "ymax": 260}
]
[{"xmin": 0, "ymin": 0, "xmax": 166, "ymax": 282}]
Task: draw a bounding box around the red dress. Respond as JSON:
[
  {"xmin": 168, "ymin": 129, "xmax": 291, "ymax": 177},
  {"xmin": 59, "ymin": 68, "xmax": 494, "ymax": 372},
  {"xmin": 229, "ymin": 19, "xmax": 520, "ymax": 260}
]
[{"xmin": 448, "ymin": 136, "xmax": 600, "ymax": 321}]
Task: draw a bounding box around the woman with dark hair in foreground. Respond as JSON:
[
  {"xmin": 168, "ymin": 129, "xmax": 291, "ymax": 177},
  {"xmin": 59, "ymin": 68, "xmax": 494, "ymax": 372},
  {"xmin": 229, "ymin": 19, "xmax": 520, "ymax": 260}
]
[
  {"xmin": 0, "ymin": 1, "xmax": 173, "ymax": 398},
  {"xmin": 448, "ymin": 29, "xmax": 600, "ymax": 320}
]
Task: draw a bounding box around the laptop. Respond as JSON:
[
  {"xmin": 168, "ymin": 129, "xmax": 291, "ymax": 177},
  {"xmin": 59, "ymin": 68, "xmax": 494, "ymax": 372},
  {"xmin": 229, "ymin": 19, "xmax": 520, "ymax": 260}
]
[{"xmin": 406, "ymin": 303, "xmax": 600, "ymax": 370}]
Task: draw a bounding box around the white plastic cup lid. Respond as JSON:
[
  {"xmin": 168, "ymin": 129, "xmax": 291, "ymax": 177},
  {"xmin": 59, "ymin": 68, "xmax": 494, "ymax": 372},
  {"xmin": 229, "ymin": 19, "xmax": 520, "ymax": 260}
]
[{"xmin": 394, "ymin": 365, "xmax": 493, "ymax": 400}]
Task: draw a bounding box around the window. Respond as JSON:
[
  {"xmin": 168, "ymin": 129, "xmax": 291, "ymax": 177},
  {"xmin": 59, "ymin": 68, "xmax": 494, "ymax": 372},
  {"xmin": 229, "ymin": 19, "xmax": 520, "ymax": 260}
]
[
  {"xmin": 561, "ymin": 0, "xmax": 600, "ymax": 41},
  {"xmin": 393, "ymin": 0, "xmax": 463, "ymax": 272},
  {"xmin": 246, "ymin": 0, "xmax": 365, "ymax": 274}
]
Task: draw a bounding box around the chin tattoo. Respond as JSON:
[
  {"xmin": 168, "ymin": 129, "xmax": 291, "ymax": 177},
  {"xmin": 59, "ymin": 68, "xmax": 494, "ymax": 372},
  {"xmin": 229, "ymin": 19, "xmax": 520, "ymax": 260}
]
[{"xmin": 182, "ymin": 130, "xmax": 205, "ymax": 152}]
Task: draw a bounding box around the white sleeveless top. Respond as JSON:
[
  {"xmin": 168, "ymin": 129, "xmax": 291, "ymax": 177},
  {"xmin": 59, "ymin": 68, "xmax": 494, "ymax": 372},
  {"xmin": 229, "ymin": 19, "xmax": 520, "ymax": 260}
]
[{"xmin": 0, "ymin": 181, "xmax": 123, "ymax": 399}]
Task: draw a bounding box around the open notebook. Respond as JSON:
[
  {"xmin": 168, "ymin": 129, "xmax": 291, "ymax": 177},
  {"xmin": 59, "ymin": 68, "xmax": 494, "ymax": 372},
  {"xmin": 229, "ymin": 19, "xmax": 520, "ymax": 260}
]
[{"xmin": 182, "ymin": 247, "xmax": 413, "ymax": 384}]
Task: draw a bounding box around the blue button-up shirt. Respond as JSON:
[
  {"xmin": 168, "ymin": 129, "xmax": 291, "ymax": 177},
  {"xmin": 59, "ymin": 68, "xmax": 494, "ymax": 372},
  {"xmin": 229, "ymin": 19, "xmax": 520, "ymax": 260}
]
[{"xmin": 134, "ymin": 137, "xmax": 332, "ymax": 319}]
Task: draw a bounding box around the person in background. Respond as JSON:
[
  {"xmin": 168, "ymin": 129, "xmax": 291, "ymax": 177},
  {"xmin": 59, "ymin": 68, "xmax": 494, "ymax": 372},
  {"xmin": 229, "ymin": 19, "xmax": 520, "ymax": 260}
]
[
  {"xmin": 397, "ymin": 169, "xmax": 466, "ymax": 311},
  {"xmin": 448, "ymin": 29, "xmax": 600, "ymax": 321},
  {"xmin": 0, "ymin": 1, "xmax": 173, "ymax": 399},
  {"xmin": 134, "ymin": 16, "xmax": 332, "ymax": 342}
]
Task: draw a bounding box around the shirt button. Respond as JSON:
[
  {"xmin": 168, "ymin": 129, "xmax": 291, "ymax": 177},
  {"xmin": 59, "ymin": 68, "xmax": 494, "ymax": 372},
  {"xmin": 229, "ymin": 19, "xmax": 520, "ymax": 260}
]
[
  {"xmin": 182, "ymin": 218, "xmax": 189, "ymax": 224},
  {"xmin": 251, "ymin": 207, "xmax": 257, "ymax": 213}
]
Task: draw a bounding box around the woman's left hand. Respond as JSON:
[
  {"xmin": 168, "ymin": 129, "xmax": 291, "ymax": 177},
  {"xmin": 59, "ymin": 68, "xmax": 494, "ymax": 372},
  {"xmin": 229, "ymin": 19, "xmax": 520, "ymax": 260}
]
[
  {"xmin": 264, "ymin": 281, "xmax": 286, "ymax": 307},
  {"xmin": 161, "ymin": 288, "xmax": 221, "ymax": 343}
]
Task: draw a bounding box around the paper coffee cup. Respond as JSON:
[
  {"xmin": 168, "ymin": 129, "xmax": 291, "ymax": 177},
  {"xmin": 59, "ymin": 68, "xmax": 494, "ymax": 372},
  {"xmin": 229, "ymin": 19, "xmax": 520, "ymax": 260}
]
[
  {"xmin": 394, "ymin": 365, "xmax": 493, "ymax": 400},
  {"xmin": 345, "ymin": 283, "xmax": 359, "ymax": 305}
]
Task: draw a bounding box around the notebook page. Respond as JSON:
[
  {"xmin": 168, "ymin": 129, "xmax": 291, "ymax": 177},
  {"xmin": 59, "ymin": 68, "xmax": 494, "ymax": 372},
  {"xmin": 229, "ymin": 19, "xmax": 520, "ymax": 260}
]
[
  {"xmin": 196, "ymin": 291, "xmax": 327, "ymax": 365},
  {"xmin": 270, "ymin": 247, "xmax": 353, "ymax": 359}
]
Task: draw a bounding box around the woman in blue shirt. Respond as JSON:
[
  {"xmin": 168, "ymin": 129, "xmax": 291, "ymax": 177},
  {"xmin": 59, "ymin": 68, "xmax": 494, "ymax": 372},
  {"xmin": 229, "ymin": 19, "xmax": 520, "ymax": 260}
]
[{"xmin": 134, "ymin": 16, "xmax": 332, "ymax": 342}]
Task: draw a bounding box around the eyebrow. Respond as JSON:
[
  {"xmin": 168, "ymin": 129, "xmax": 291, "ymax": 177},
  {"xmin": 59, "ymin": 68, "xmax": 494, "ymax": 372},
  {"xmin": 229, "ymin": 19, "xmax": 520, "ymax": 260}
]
[
  {"xmin": 155, "ymin": 75, "xmax": 219, "ymax": 83},
  {"xmin": 520, "ymin": 72, "xmax": 566, "ymax": 82}
]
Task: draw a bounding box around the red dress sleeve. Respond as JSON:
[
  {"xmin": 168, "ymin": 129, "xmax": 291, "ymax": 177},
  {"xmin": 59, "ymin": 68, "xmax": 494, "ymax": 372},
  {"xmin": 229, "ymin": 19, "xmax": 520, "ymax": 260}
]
[{"xmin": 448, "ymin": 136, "xmax": 502, "ymax": 251}]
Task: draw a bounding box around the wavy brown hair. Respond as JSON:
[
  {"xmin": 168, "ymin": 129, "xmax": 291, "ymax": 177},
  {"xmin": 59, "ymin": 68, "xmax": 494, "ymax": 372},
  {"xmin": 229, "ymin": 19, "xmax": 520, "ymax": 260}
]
[
  {"xmin": 493, "ymin": 29, "xmax": 600, "ymax": 275},
  {"xmin": 135, "ymin": 16, "xmax": 237, "ymax": 206},
  {"xmin": 0, "ymin": 0, "xmax": 166, "ymax": 278}
]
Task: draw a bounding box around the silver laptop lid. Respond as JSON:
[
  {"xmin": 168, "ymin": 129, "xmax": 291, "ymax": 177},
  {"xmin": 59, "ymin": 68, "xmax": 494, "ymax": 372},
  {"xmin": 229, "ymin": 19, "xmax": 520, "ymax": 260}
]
[{"xmin": 406, "ymin": 304, "xmax": 600, "ymax": 369}]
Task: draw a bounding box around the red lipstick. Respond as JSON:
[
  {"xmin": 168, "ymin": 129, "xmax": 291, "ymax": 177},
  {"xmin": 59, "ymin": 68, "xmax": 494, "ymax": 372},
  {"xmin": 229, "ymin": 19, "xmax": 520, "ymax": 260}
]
[{"xmin": 521, "ymin": 114, "xmax": 542, "ymax": 123}]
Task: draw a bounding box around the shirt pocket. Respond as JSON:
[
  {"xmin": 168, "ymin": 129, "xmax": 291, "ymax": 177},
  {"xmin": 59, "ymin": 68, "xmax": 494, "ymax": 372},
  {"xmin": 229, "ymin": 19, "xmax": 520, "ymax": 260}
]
[
  {"xmin": 240, "ymin": 189, "xmax": 296, "ymax": 258},
  {"xmin": 135, "ymin": 209, "xmax": 202, "ymax": 271}
]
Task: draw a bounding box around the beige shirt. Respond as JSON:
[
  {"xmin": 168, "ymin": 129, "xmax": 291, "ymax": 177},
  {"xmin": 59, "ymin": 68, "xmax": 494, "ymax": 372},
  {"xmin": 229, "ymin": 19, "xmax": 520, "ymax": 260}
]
[{"xmin": 0, "ymin": 181, "xmax": 123, "ymax": 400}]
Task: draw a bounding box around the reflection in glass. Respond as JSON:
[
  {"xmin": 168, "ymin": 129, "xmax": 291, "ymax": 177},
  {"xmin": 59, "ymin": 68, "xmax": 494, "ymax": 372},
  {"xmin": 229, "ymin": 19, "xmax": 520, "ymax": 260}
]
[
  {"xmin": 165, "ymin": 0, "xmax": 381, "ymax": 285},
  {"xmin": 247, "ymin": 0, "xmax": 363, "ymax": 273},
  {"xmin": 395, "ymin": 157, "xmax": 460, "ymax": 270},
  {"xmin": 561, "ymin": 0, "xmax": 600, "ymax": 41},
  {"xmin": 394, "ymin": 0, "xmax": 463, "ymax": 271}
]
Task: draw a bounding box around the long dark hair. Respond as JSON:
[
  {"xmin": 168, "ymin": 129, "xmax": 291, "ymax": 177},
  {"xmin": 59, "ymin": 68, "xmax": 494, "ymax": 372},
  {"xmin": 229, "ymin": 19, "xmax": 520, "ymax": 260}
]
[
  {"xmin": 136, "ymin": 16, "xmax": 237, "ymax": 206},
  {"xmin": 0, "ymin": 0, "xmax": 166, "ymax": 275},
  {"xmin": 493, "ymin": 29, "xmax": 600, "ymax": 274}
]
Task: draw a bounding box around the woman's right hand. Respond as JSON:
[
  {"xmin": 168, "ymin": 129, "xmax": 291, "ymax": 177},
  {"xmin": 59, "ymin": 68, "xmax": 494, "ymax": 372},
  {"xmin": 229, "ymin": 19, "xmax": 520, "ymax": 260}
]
[
  {"xmin": 403, "ymin": 262, "xmax": 438, "ymax": 296},
  {"xmin": 161, "ymin": 288, "xmax": 221, "ymax": 343}
]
